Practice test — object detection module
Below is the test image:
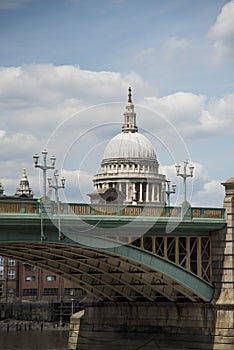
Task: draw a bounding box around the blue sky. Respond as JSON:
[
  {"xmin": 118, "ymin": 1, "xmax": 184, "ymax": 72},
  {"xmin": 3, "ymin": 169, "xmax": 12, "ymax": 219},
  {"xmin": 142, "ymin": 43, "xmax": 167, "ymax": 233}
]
[{"xmin": 0, "ymin": 0, "xmax": 234, "ymax": 206}]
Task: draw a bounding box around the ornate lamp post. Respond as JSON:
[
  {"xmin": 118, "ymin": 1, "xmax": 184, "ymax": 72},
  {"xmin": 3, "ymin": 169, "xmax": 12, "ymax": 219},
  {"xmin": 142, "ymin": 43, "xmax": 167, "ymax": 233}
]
[
  {"xmin": 165, "ymin": 179, "xmax": 176, "ymax": 207},
  {"xmin": 33, "ymin": 149, "xmax": 56, "ymax": 240},
  {"xmin": 33, "ymin": 149, "xmax": 56, "ymax": 198},
  {"xmin": 48, "ymin": 173, "xmax": 66, "ymax": 240},
  {"xmin": 175, "ymin": 160, "xmax": 194, "ymax": 206}
]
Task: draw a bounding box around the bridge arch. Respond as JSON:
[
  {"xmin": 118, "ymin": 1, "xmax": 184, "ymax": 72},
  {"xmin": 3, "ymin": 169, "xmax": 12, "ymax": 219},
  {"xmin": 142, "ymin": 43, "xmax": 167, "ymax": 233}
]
[{"xmin": 0, "ymin": 233, "xmax": 214, "ymax": 302}]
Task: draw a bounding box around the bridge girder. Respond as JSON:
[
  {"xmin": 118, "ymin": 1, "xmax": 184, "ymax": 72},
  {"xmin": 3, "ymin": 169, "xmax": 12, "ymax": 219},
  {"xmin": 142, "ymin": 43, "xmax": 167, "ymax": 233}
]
[{"xmin": 0, "ymin": 238, "xmax": 214, "ymax": 302}]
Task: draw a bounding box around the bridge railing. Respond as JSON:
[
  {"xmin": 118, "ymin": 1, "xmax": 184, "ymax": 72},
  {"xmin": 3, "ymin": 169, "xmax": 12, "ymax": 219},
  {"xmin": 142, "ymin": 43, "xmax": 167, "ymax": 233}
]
[
  {"xmin": 0, "ymin": 200, "xmax": 226, "ymax": 220},
  {"xmin": 0, "ymin": 200, "xmax": 38, "ymax": 214},
  {"xmin": 67, "ymin": 204, "xmax": 226, "ymax": 219}
]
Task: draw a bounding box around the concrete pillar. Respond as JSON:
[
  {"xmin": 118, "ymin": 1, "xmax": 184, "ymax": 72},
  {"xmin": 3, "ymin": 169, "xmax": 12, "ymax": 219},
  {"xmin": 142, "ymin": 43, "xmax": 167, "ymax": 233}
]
[{"xmin": 68, "ymin": 310, "xmax": 85, "ymax": 350}]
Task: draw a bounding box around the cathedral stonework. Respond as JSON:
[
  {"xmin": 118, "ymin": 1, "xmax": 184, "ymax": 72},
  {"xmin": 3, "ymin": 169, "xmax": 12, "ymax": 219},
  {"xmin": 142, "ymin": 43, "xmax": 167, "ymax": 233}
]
[{"xmin": 88, "ymin": 88, "xmax": 166, "ymax": 205}]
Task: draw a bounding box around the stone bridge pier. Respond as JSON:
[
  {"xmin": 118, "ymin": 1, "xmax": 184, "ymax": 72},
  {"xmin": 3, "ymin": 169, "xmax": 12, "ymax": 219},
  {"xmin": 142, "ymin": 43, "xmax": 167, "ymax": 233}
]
[
  {"xmin": 213, "ymin": 177, "xmax": 234, "ymax": 349},
  {"xmin": 68, "ymin": 178, "xmax": 234, "ymax": 350}
]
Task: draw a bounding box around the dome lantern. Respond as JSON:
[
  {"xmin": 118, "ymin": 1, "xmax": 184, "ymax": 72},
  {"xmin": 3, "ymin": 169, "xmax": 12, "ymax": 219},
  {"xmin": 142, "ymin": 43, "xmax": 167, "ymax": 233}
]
[{"xmin": 122, "ymin": 87, "xmax": 138, "ymax": 133}]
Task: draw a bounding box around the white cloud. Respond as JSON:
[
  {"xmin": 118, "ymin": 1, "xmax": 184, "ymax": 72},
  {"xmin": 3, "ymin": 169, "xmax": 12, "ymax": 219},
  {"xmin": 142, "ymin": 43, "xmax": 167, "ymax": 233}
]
[
  {"xmin": 192, "ymin": 180, "xmax": 224, "ymax": 207},
  {"xmin": 143, "ymin": 91, "xmax": 234, "ymax": 138},
  {"xmin": 0, "ymin": 64, "xmax": 150, "ymax": 110},
  {"xmin": 0, "ymin": 130, "xmax": 38, "ymax": 161},
  {"xmin": 207, "ymin": 0, "xmax": 234, "ymax": 62},
  {"xmin": 145, "ymin": 92, "xmax": 206, "ymax": 123},
  {"xmin": 0, "ymin": 64, "xmax": 151, "ymax": 144}
]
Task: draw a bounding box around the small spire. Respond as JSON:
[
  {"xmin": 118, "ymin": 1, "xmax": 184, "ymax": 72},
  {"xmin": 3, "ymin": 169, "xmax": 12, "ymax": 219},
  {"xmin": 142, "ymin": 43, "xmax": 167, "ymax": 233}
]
[
  {"xmin": 23, "ymin": 168, "xmax": 27, "ymax": 177},
  {"xmin": 128, "ymin": 87, "xmax": 132, "ymax": 103}
]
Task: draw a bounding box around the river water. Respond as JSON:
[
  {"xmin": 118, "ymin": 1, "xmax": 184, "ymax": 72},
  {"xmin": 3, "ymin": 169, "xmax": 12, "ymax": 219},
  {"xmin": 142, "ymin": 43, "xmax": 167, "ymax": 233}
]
[
  {"xmin": 0, "ymin": 329, "xmax": 187, "ymax": 350},
  {"xmin": 0, "ymin": 330, "xmax": 69, "ymax": 350},
  {"xmin": 0, "ymin": 329, "xmax": 213, "ymax": 349}
]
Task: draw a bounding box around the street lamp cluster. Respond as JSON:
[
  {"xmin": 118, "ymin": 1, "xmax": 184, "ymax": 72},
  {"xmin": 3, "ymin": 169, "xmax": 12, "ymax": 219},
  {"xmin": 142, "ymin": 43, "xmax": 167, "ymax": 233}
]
[
  {"xmin": 33, "ymin": 149, "xmax": 66, "ymax": 241},
  {"xmin": 164, "ymin": 180, "xmax": 176, "ymax": 207},
  {"xmin": 33, "ymin": 150, "xmax": 56, "ymax": 198},
  {"xmin": 48, "ymin": 172, "xmax": 66, "ymax": 241},
  {"xmin": 175, "ymin": 160, "xmax": 194, "ymax": 206},
  {"xmin": 165, "ymin": 160, "xmax": 195, "ymax": 207}
]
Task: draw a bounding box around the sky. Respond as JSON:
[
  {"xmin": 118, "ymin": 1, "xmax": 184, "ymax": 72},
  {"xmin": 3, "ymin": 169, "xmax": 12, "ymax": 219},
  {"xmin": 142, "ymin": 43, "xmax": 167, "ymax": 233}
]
[{"xmin": 0, "ymin": 0, "xmax": 234, "ymax": 207}]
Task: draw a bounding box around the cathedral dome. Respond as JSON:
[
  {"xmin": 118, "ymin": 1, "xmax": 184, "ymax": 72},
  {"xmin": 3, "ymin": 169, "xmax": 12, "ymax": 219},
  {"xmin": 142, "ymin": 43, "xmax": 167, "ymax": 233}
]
[
  {"xmin": 88, "ymin": 87, "xmax": 165, "ymax": 206},
  {"xmin": 102, "ymin": 131, "xmax": 157, "ymax": 163}
]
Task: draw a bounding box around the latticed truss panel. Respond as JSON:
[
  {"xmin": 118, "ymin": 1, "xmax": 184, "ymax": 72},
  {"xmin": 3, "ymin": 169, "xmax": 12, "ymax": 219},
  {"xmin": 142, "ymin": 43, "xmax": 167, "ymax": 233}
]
[{"xmin": 115, "ymin": 235, "xmax": 211, "ymax": 283}]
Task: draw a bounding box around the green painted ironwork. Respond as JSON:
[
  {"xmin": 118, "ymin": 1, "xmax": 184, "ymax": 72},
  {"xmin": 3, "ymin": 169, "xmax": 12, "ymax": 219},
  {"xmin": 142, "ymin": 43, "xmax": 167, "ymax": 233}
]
[
  {"xmin": 73, "ymin": 233, "xmax": 214, "ymax": 302},
  {"xmin": 0, "ymin": 199, "xmax": 226, "ymax": 302}
]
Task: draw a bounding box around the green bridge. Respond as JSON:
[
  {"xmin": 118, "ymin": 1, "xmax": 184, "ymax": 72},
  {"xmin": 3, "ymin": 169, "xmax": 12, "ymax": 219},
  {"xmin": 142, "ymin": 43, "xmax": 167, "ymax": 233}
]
[{"xmin": 0, "ymin": 199, "xmax": 226, "ymax": 303}]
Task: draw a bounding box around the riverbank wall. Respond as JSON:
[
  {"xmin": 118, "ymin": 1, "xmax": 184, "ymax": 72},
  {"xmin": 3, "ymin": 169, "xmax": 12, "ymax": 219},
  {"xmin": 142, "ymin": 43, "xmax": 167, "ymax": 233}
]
[
  {"xmin": 0, "ymin": 318, "xmax": 69, "ymax": 332},
  {"xmin": 0, "ymin": 301, "xmax": 72, "ymax": 331},
  {"xmin": 0, "ymin": 302, "xmax": 55, "ymax": 321}
]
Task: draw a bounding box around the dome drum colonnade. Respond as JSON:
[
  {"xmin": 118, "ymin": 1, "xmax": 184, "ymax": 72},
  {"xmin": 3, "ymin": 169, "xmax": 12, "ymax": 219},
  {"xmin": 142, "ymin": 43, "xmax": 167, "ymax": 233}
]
[{"xmin": 88, "ymin": 88, "xmax": 166, "ymax": 205}]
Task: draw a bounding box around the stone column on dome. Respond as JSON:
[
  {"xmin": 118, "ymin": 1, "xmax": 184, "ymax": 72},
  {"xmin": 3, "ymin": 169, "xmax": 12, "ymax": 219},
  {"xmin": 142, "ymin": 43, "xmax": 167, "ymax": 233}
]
[
  {"xmin": 129, "ymin": 183, "xmax": 133, "ymax": 202},
  {"xmin": 126, "ymin": 182, "xmax": 129, "ymax": 202},
  {"xmin": 159, "ymin": 184, "xmax": 162, "ymax": 202},
  {"xmin": 152, "ymin": 184, "xmax": 155, "ymax": 202},
  {"xmin": 146, "ymin": 183, "xmax": 149, "ymax": 202},
  {"xmin": 139, "ymin": 183, "xmax": 143, "ymax": 202},
  {"xmin": 156, "ymin": 184, "xmax": 160, "ymax": 202},
  {"xmin": 132, "ymin": 183, "xmax": 137, "ymax": 204}
]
